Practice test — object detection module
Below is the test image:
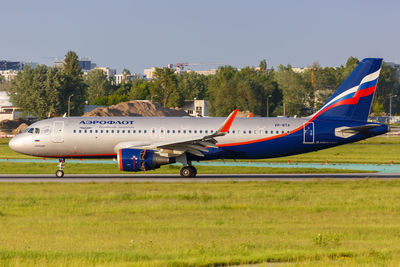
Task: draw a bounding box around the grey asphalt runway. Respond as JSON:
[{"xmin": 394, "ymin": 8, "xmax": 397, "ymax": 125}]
[{"xmin": 0, "ymin": 173, "xmax": 399, "ymax": 182}]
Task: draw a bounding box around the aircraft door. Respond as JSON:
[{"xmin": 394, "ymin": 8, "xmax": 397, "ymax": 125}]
[
  {"xmin": 52, "ymin": 121, "xmax": 64, "ymax": 143},
  {"xmin": 303, "ymin": 122, "xmax": 314, "ymax": 144}
]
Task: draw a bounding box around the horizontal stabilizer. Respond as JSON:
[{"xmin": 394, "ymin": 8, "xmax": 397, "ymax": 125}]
[
  {"xmin": 335, "ymin": 124, "xmax": 379, "ymax": 138},
  {"xmin": 340, "ymin": 124, "xmax": 379, "ymax": 133}
]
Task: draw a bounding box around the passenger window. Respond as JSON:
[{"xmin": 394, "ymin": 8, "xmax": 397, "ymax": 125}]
[
  {"xmin": 111, "ymin": 130, "xmax": 114, "ymax": 133},
  {"xmin": 167, "ymin": 130, "xmax": 170, "ymax": 133},
  {"xmin": 152, "ymin": 130, "xmax": 155, "ymax": 133},
  {"xmin": 127, "ymin": 130, "xmax": 130, "ymax": 133},
  {"xmin": 101, "ymin": 130, "xmax": 103, "ymax": 133},
  {"xmin": 144, "ymin": 130, "xmax": 147, "ymax": 133},
  {"xmin": 243, "ymin": 131, "xmax": 246, "ymax": 134},
  {"xmin": 90, "ymin": 130, "xmax": 92, "ymax": 133},
  {"xmin": 194, "ymin": 130, "xmax": 197, "ymax": 134},
  {"xmin": 172, "ymin": 130, "xmax": 175, "ymax": 133},
  {"xmin": 79, "ymin": 130, "xmax": 82, "ymax": 133},
  {"xmin": 95, "ymin": 130, "xmax": 98, "ymax": 133},
  {"xmin": 106, "ymin": 130, "xmax": 109, "ymax": 133},
  {"xmin": 189, "ymin": 130, "xmax": 192, "ymax": 133},
  {"xmin": 138, "ymin": 130, "xmax": 141, "ymax": 133},
  {"xmin": 117, "ymin": 130, "xmax": 120, "ymax": 133},
  {"xmin": 73, "ymin": 130, "xmax": 76, "ymax": 133},
  {"xmin": 183, "ymin": 130, "xmax": 186, "ymax": 133},
  {"xmin": 122, "ymin": 130, "xmax": 125, "ymax": 133},
  {"xmin": 205, "ymin": 130, "xmax": 208, "ymax": 134},
  {"xmin": 232, "ymin": 130, "xmax": 235, "ymax": 134},
  {"xmin": 276, "ymin": 131, "xmax": 279, "ymax": 134},
  {"xmin": 133, "ymin": 130, "xmax": 136, "ymax": 133},
  {"xmin": 249, "ymin": 130, "xmax": 251, "ymax": 134},
  {"xmin": 200, "ymin": 130, "xmax": 202, "ymax": 134},
  {"xmin": 84, "ymin": 130, "xmax": 87, "ymax": 133},
  {"xmin": 28, "ymin": 128, "xmax": 34, "ymax": 133}
]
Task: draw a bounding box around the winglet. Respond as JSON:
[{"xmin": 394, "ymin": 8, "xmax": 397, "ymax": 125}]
[{"xmin": 218, "ymin": 109, "xmax": 238, "ymax": 133}]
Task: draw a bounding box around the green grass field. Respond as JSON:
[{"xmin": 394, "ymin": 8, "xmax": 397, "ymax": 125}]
[
  {"xmin": 0, "ymin": 163, "xmax": 364, "ymax": 175},
  {"xmin": 1, "ymin": 181, "xmax": 400, "ymax": 266}
]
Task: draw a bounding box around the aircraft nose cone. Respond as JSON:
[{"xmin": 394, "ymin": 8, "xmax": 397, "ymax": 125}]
[{"xmin": 9, "ymin": 136, "xmax": 23, "ymax": 153}]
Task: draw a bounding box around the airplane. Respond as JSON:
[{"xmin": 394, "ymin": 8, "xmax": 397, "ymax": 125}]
[{"xmin": 9, "ymin": 58, "xmax": 388, "ymax": 178}]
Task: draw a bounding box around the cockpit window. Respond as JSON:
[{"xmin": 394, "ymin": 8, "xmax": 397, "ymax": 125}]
[{"xmin": 24, "ymin": 128, "xmax": 41, "ymax": 134}]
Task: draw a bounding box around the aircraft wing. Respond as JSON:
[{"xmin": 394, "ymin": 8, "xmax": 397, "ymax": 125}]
[{"xmin": 116, "ymin": 109, "xmax": 238, "ymax": 157}]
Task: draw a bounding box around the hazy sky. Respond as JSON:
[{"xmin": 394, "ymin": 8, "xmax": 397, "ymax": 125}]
[{"xmin": 1, "ymin": 0, "xmax": 399, "ymax": 73}]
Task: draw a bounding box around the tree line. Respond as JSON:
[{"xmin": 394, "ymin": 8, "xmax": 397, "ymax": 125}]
[{"xmin": 3, "ymin": 52, "xmax": 400, "ymax": 119}]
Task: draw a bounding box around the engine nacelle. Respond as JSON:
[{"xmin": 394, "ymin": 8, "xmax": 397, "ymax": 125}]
[{"xmin": 117, "ymin": 148, "xmax": 174, "ymax": 172}]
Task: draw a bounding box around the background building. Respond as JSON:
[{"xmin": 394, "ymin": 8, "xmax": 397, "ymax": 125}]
[{"xmin": 182, "ymin": 100, "xmax": 209, "ymax": 117}]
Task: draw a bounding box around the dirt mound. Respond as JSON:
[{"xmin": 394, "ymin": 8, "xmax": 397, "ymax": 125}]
[
  {"xmin": 12, "ymin": 123, "xmax": 29, "ymax": 135},
  {"xmin": 0, "ymin": 118, "xmax": 31, "ymax": 134},
  {"xmin": 83, "ymin": 100, "xmax": 188, "ymax": 117}
]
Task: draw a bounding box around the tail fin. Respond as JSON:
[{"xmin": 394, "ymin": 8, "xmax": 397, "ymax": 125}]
[{"xmin": 311, "ymin": 58, "xmax": 382, "ymax": 122}]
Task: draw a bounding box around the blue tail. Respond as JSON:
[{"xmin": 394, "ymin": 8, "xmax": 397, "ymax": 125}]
[{"xmin": 312, "ymin": 58, "xmax": 382, "ymax": 122}]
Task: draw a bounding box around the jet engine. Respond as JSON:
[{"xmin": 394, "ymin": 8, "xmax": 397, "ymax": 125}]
[{"xmin": 117, "ymin": 148, "xmax": 175, "ymax": 171}]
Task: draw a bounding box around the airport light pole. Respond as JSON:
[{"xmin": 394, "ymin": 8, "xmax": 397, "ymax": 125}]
[
  {"xmin": 390, "ymin": 94, "xmax": 397, "ymax": 118},
  {"xmin": 267, "ymin": 95, "xmax": 272, "ymax": 117},
  {"xmin": 68, "ymin": 94, "xmax": 74, "ymax": 117}
]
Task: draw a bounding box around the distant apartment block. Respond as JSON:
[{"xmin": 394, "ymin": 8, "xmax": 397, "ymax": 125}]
[
  {"xmin": 190, "ymin": 69, "xmax": 217, "ymax": 76},
  {"xmin": 54, "ymin": 57, "xmax": 97, "ymax": 71},
  {"xmin": 94, "ymin": 67, "xmax": 117, "ymax": 79},
  {"xmin": 78, "ymin": 58, "xmax": 97, "ymax": 71},
  {"xmin": 144, "ymin": 67, "xmax": 157, "ymax": 79},
  {"xmin": 113, "ymin": 73, "xmax": 145, "ymax": 85},
  {"xmin": 291, "ymin": 67, "xmax": 311, "ymax": 73},
  {"xmin": 144, "ymin": 67, "xmax": 217, "ymax": 79},
  {"xmin": 0, "ymin": 60, "xmax": 37, "ymax": 71},
  {"xmin": 0, "ymin": 70, "xmax": 18, "ymax": 81},
  {"xmin": 182, "ymin": 100, "xmax": 209, "ymax": 117}
]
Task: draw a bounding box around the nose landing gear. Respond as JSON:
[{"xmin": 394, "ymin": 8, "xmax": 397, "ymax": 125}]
[{"xmin": 56, "ymin": 158, "xmax": 65, "ymax": 178}]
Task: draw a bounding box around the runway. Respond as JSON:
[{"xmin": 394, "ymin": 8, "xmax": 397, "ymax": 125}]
[{"xmin": 0, "ymin": 173, "xmax": 400, "ymax": 182}]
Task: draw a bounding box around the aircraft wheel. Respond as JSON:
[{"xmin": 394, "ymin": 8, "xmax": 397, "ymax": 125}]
[
  {"xmin": 56, "ymin": 170, "xmax": 64, "ymax": 178},
  {"xmin": 180, "ymin": 166, "xmax": 196, "ymax": 177}
]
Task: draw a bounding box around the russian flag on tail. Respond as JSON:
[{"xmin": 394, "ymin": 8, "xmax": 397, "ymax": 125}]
[{"xmin": 311, "ymin": 58, "xmax": 382, "ymax": 122}]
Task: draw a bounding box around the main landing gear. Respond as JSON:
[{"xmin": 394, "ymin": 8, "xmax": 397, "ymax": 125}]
[
  {"xmin": 56, "ymin": 158, "xmax": 65, "ymax": 178},
  {"xmin": 180, "ymin": 166, "xmax": 197, "ymax": 178},
  {"xmin": 176, "ymin": 154, "xmax": 197, "ymax": 178}
]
